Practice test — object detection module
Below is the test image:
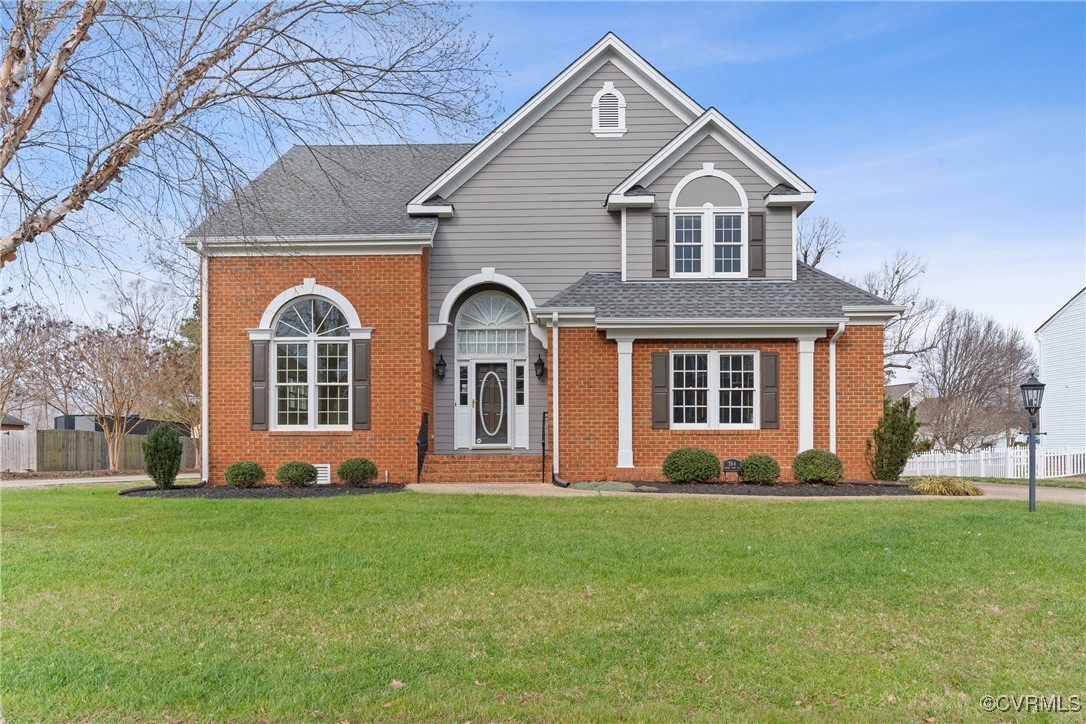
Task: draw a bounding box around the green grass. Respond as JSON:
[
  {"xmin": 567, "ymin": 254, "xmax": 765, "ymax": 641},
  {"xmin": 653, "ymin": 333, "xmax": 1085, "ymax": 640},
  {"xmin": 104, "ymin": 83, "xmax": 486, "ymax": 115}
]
[
  {"xmin": 3, "ymin": 487, "xmax": 1084, "ymax": 721},
  {"xmin": 905, "ymin": 475, "xmax": 1086, "ymax": 490}
]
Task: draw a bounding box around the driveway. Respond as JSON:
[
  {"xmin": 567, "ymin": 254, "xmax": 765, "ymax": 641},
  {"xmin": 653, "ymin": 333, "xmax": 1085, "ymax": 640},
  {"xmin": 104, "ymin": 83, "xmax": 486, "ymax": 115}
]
[{"xmin": 975, "ymin": 482, "xmax": 1086, "ymax": 506}]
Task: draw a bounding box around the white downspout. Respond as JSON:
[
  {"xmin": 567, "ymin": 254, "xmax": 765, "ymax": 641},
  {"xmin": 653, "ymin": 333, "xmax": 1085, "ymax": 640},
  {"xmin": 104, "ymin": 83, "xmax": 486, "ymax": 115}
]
[
  {"xmin": 199, "ymin": 245, "xmax": 210, "ymax": 482},
  {"xmin": 551, "ymin": 312, "xmax": 560, "ymax": 475},
  {"xmin": 828, "ymin": 322, "xmax": 845, "ymax": 454},
  {"xmin": 620, "ymin": 208, "xmax": 627, "ymax": 282}
]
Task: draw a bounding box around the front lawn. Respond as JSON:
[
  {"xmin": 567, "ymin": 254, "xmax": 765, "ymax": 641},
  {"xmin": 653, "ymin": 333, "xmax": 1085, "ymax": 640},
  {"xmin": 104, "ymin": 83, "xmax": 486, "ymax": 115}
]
[{"xmin": 2, "ymin": 487, "xmax": 1083, "ymax": 721}]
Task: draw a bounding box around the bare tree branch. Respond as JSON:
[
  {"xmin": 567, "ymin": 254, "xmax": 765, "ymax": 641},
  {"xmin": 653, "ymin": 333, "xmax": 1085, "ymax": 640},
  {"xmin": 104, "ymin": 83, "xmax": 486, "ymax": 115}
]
[
  {"xmin": 797, "ymin": 215, "xmax": 845, "ymax": 268},
  {"xmin": 861, "ymin": 249, "xmax": 942, "ymax": 373}
]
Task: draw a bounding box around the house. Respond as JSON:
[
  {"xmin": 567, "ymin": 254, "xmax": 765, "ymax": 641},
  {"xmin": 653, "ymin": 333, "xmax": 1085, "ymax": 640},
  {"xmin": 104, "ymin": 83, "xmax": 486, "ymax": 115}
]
[
  {"xmin": 885, "ymin": 382, "xmax": 935, "ymax": 442},
  {"xmin": 54, "ymin": 415, "xmax": 192, "ymax": 437},
  {"xmin": 1, "ymin": 414, "xmax": 29, "ymax": 431},
  {"xmin": 184, "ymin": 34, "xmax": 901, "ymax": 484},
  {"xmin": 1036, "ymin": 288, "xmax": 1086, "ymax": 448}
]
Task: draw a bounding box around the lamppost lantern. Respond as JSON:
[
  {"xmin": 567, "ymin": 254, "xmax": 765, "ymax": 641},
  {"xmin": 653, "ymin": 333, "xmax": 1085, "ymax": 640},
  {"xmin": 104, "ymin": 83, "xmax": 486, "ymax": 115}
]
[
  {"xmin": 1020, "ymin": 373, "xmax": 1045, "ymax": 513},
  {"xmin": 1020, "ymin": 373, "xmax": 1045, "ymax": 415}
]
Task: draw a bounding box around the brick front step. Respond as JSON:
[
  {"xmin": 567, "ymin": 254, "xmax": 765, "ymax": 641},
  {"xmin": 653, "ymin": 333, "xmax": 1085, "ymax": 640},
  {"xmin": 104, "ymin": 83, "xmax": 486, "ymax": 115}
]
[{"xmin": 420, "ymin": 453, "xmax": 549, "ymax": 483}]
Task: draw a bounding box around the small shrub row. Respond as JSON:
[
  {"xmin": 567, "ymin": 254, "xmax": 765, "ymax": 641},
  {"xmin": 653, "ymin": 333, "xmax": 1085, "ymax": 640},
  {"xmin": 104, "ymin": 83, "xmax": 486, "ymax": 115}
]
[
  {"xmin": 661, "ymin": 447, "xmax": 844, "ymax": 484},
  {"xmin": 222, "ymin": 457, "xmax": 378, "ymax": 488}
]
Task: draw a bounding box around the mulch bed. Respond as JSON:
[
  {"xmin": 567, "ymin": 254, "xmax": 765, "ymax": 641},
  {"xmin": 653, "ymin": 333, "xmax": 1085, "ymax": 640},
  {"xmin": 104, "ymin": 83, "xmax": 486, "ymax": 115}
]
[
  {"xmin": 631, "ymin": 481, "xmax": 920, "ymax": 497},
  {"xmin": 125, "ymin": 483, "xmax": 405, "ymax": 499}
]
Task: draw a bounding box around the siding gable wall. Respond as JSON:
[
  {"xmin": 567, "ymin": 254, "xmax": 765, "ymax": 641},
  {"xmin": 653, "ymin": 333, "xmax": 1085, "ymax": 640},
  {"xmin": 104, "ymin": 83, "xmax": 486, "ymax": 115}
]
[
  {"xmin": 1037, "ymin": 291, "xmax": 1086, "ymax": 447},
  {"xmin": 429, "ymin": 61, "xmax": 690, "ymax": 453},
  {"xmin": 627, "ymin": 135, "xmax": 794, "ymax": 280}
]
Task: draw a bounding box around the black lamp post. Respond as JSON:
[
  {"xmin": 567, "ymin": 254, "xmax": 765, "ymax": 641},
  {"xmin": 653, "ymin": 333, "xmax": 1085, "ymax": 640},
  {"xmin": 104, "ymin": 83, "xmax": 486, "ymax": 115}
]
[{"xmin": 1020, "ymin": 373, "xmax": 1045, "ymax": 512}]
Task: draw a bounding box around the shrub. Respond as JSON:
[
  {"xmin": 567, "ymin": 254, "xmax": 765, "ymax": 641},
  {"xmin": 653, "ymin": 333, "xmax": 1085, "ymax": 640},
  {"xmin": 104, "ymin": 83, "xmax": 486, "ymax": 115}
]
[
  {"xmin": 865, "ymin": 396, "xmax": 922, "ymax": 481},
  {"xmin": 915, "ymin": 438, "xmax": 934, "ymax": 453},
  {"xmin": 740, "ymin": 454, "xmax": 780, "ymax": 484},
  {"xmin": 662, "ymin": 447, "xmax": 721, "ymax": 483},
  {"xmin": 225, "ymin": 461, "xmax": 265, "ymax": 488},
  {"xmin": 909, "ymin": 476, "xmax": 982, "ymax": 496},
  {"xmin": 277, "ymin": 461, "xmax": 318, "ymax": 487},
  {"xmin": 337, "ymin": 457, "xmax": 378, "ymax": 486},
  {"xmin": 143, "ymin": 423, "xmax": 183, "ymax": 489},
  {"xmin": 792, "ymin": 449, "xmax": 845, "ymax": 484}
]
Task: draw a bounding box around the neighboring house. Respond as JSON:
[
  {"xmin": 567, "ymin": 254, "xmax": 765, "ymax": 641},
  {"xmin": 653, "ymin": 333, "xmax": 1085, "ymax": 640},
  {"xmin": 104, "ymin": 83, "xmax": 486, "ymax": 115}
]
[
  {"xmin": 1, "ymin": 414, "xmax": 29, "ymax": 431},
  {"xmin": 885, "ymin": 382, "xmax": 934, "ymax": 442},
  {"xmin": 54, "ymin": 415, "xmax": 192, "ymax": 437},
  {"xmin": 1036, "ymin": 288, "xmax": 1086, "ymax": 448},
  {"xmin": 184, "ymin": 34, "xmax": 901, "ymax": 484}
]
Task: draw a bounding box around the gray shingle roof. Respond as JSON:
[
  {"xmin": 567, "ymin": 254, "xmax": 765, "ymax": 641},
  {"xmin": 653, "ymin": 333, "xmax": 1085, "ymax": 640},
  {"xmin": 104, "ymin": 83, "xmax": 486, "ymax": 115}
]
[
  {"xmin": 186, "ymin": 144, "xmax": 472, "ymax": 239},
  {"xmin": 2, "ymin": 413, "xmax": 28, "ymax": 427},
  {"xmin": 541, "ymin": 264, "xmax": 894, "ymax": 320}
]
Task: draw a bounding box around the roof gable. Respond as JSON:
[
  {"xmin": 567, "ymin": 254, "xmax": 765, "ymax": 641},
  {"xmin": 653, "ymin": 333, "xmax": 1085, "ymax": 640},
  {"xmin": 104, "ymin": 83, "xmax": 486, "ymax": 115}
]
[
  {"xmin": 408, "ymin": 33, "xmax": 704, "ymax": 207},
  {"xmin": 1036, "ymin": 287, "xmax": 1086, "ymax": 334},
  {"xmin": 610, "ymin": 108, "xmax": 815, "ymax": 204}
]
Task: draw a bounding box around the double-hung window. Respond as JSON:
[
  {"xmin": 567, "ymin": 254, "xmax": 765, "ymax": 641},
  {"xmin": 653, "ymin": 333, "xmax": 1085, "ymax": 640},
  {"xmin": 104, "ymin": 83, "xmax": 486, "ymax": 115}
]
[
  {"xmin": 672, "ymin": 208, "xmax": 746, "ymax": 278},
  {"xmin": 670, "ymin": 350, "xmax": 758, "ymax": 429},
  {"xmin": 272, "ymin": 298, "xmax": 351, "ymax": 429}
]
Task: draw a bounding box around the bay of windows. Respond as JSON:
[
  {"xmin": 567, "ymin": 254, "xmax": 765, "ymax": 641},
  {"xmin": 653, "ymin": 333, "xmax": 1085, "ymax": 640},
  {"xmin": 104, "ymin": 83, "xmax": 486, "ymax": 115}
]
[{"xmin": 671, "ymin": 350, "xmax": 758, "ymax": 429}]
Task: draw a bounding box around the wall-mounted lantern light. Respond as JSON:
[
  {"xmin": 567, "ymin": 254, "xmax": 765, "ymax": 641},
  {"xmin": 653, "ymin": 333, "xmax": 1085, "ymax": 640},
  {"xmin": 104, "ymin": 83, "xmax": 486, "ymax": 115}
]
[
  {"xmin": 534, "ymin": 353, "xmax": 546, "ymax": 379},
  {"xmin": 435, "ymin": 354, "xmax": 447, "ymax": 380}
]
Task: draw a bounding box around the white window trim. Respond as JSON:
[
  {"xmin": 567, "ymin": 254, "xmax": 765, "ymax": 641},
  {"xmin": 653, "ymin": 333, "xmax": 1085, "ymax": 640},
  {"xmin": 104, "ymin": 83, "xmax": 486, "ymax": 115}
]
[
  {"xmin": 669, "ymin": 165, "xmax": 749, "ymax": 279},
  {"xmin": 669, "ymin": 349, "xmax": 760, "ymax": 430},
  {"xmin": 271, "ymin": 337, "xmax": 352, "ymax": 432},
  {"xmin": 591, "ymin": 81, "xmax": 627, "ymax": 137}
]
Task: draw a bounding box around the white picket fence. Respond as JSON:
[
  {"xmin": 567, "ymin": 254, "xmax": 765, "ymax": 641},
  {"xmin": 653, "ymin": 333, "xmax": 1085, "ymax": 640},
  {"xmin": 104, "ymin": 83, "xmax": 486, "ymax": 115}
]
[
  {"xmin": 0, "ymin": 429, "xmax": 37, "ymax": 473},
  {"xmin": 903, "ymin": 447, "xmax": 1086, "ymax": 480}
]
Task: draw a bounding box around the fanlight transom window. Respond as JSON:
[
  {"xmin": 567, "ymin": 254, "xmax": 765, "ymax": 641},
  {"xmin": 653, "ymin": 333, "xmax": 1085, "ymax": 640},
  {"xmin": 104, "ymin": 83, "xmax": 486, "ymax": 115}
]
[
  {"xmin": 456, "ymin": 292, "xmax": 527, "ymax": 357},
  {"xmin": 274, "ymin": 298, "xmax": 349, "ymax": 338}
]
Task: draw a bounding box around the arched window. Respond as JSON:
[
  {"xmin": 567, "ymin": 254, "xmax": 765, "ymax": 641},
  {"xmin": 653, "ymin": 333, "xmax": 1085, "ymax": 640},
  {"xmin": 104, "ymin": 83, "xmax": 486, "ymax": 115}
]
[
  {"xmin": 591, "ymin": 82, "xmax": 627, "ymax": 137},
  {"xmin": 456, "ymin": 292, "xmax": 527, "ymax": 357},
  {"xmin": 273, "ymin": 297, "xmax": 351, "ymax": 428},
  {"xmin": 669, "ymin": 164, "xmax": 748, "ymax": 278}
]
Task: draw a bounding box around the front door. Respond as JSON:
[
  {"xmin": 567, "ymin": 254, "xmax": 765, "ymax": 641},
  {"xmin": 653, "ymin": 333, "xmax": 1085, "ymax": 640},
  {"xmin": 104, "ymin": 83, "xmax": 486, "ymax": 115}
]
[{"xmin": 473, "ymin": 362, "xmax": 509, "ymax": 446}]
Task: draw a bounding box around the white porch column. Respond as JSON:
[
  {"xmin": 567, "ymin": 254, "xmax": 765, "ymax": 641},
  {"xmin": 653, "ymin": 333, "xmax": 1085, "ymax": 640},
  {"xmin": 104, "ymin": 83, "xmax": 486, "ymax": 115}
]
[
  {"xmin": 797, "ymin": 335, "xmax": 816, "ymax": 452},
  {"xmin": 616, "ymin": 336, "xmax": 634, "ymax": 468}
]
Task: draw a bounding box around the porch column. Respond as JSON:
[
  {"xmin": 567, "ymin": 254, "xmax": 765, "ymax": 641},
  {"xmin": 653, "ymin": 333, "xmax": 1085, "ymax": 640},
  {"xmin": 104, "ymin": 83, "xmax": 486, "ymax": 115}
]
[
  {"xmin": 797, "ymin": 335, "xmax": 816, "ymax": 452},
  {"xmin": 616, "ymin": 336, "xmax": 634, "ymax": 468}
]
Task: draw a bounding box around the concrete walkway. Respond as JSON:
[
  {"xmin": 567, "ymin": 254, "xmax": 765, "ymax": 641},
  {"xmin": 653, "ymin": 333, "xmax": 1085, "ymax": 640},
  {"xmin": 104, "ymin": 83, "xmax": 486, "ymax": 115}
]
[
  {"xmin": 1, "ymin": 474, "xmax": 200, "ymax": 489},
  {"xmin": 409, "ymin": 482, "xmax": 1086, "ymax": 505}
]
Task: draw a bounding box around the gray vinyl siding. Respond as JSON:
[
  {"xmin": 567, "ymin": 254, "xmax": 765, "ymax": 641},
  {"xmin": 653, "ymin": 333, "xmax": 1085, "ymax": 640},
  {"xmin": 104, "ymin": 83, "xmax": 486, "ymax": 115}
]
[
  {"xmin": 627, "ymin": 136, "xmax": 794, "ymax": 280},
  {"xmin": 429, "ymin": 61, "xmax": 689, "ymax": 453}
]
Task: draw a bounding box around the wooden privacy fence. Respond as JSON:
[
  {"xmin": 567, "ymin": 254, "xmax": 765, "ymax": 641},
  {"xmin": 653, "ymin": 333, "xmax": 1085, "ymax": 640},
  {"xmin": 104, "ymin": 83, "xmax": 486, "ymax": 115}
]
[
  {"xmin": 1, "ymin": 429, "xmax": 196, "ymax": 473},
  {"xmin": 903, "ymin": 447, "xmax": 1086, "ymax": 480}
]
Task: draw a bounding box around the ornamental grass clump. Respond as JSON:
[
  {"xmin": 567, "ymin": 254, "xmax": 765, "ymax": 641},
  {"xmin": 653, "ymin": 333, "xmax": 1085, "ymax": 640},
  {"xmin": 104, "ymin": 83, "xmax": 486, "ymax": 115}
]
[
  {"xmin": 337, "ymin": 457, "xmax": 378, "ymax": 486},
  {"xmin": 792, "ymin": 449, "xmax": 845, "ymax": 484},
  {"xmin": 662, "ymin": 447, "xmax": 721, "ymax": 483},
  {"xmin": 740, "ymin": 454, "xmax": 780, "ymax": 484},
  {"xmin": 909, "ymin": 476, "xmax": 982, "ymax": 496},
  {"xmin": 225, "ymin": 461, "xmax": 265, "ymax": 488},
  {"xmin": 276, "ymin": 461, "xmax": 318, "ymax": 487},
  {"xmin": 143, "ymin": 423, "xmax": 183, "ymax": 489}
]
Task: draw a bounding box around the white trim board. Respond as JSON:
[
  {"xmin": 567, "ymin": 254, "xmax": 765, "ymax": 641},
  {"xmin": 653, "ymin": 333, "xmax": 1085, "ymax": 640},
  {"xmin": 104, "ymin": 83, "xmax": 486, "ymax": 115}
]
[{"xmin": 409, "ymin": 33, "xmax": 703, "ymax": 207}]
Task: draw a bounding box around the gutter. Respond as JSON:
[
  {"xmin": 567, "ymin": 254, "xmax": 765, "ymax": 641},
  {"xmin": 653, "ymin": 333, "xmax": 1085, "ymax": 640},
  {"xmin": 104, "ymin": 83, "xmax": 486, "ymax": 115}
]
[{"xmin": 828, "ymin": 322, "xmax": 846, "ymax": 453}]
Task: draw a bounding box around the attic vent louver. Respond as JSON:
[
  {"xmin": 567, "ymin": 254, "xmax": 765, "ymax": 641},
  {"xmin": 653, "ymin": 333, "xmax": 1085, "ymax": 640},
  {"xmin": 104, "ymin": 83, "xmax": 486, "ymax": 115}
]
[{"xmin": 591, "ymin": 81, "xmax": 626, "ymax": 138}]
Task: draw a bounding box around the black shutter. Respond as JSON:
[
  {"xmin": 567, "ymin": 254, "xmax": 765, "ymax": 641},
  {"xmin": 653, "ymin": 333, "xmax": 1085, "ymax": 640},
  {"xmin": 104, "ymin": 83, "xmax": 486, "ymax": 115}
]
[
  {"xmin": 749, "ymin": 212, "xmax": 766, "ymax": 278},
  {"xmin": 352, "ymin": 339, "xmax": 371, "ymax": 430},
  {"xmin": 760, "ymin": 351, "xmax": 779, "ymax": 429},
  {"xmin": 651, "ymin": 352, "xmax": 669, "ymax": 429},
  {"xmin": 652, "ymin": 214, "xmax": 669, "ymax": 278},
  {"xmin": 251, "ymin": 341, "xmax": 269, "ymax": 431}
]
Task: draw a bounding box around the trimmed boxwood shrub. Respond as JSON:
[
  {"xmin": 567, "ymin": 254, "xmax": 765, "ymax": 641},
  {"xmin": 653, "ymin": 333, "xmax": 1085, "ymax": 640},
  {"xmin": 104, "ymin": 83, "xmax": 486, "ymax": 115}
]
[
  {"xmin": 337, "ymin": 457, "xmax": 378, "ymax": 486},
  {"xmin": 276, "ymin": 461, "xmax": 318, "ymax": 487},
  {"xmin": 143, "ymin": 423, "xmax": 183, "ymax": 489},
  {"xmin": 792, "ymin": 449, "xmax": 845, "ymax": 484},
  {"xmin": 662, "ymin": 447, "xmax": 721, "ymax": 483},
  {"xmin": 225, "ymin": 461, "xmax": 265, "ymax": 488},
  {"xmin": 740, "ymin": 454, "xmax": 780, "ymax": 484}
]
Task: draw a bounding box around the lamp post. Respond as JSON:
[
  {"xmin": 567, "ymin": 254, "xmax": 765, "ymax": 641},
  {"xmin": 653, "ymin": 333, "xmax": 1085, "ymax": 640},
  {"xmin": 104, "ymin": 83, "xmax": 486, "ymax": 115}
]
[{"xmin": 1020, "ymin": 373, "xmax": 1045, "ymax": 512}]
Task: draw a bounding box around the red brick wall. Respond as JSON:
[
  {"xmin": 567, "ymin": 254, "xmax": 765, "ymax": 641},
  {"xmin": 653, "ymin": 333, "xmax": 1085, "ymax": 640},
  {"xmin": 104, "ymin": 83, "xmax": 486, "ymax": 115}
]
[
  {"xmin": 555, "ymin": 325, "xmax": 884, "ymax": 482},
  {"xmin": 205, "ymin": 254, "xmax": 429, "ymax": 484}
]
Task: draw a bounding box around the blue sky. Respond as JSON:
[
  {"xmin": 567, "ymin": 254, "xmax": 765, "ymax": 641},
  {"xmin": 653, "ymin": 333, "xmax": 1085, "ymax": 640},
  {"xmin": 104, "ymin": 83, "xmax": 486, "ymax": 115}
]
[
  {"xmin": 4, "ymin": 1, "xmax": 1083, "ymax": 348},
  {"xmin": 461, "ymin": 1, "xmax": 1085, "ymax": 339}
]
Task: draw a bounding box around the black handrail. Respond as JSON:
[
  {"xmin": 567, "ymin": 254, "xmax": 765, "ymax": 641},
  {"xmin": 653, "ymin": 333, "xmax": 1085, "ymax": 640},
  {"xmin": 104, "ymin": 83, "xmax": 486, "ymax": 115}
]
[
  {"xmin": 416, "ymin": 412, "xmax": 429, "ymax": 484},
  {"xmin": 541, "ymin": 410, "xmax": 548, "ymax": 484}
]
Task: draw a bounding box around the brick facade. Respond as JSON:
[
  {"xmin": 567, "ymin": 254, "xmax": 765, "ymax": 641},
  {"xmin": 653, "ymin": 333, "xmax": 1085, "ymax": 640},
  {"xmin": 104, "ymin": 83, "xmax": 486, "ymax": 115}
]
[
  {"xmin": 554, "ymin": 325, "xmax": 885, "ymax": 482},
  {"xmin": 205, "ymin": 253, "xmax": 431, "ymax": 484}
]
